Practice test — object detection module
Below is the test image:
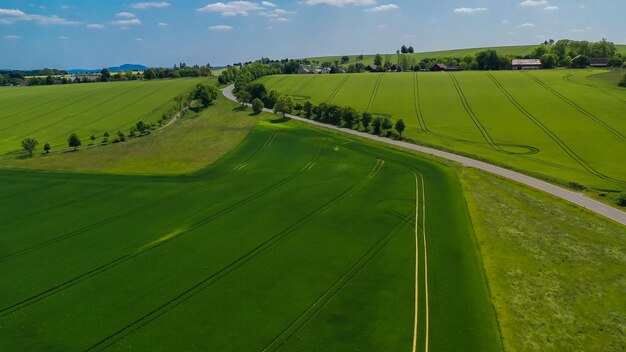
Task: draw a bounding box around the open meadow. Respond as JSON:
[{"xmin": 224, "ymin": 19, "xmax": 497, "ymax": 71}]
[
  {"xmin": 0, "ymin": 105, "xmax": 500, "ymax": 351},
  {"xmin": 257, "ymin": 70, "xmax": 626, "ymax": 193},
  {"xmin": 0, "ymin": 78, "xmax": 206, "ymax": 156}
]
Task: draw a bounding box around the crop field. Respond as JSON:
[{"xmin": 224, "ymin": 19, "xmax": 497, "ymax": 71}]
[
  {"xmin": 257, "ymin": 70, "xmax": 626, "ymax": 191},
  {"xmin": 0, "ymin": 78, "xmax": 206, "ymax": 156},
  {"xmin": 0, "ymin": 120, "xmax": 500, "ymax": 351}
]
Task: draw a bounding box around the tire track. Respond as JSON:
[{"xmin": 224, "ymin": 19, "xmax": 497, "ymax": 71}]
[
  {"xmin": 367, "ymin": 73, "xmax": 384, "ymax": 112},
  {"xmin": 293, "ymin": 76, "xmax": 316, "ymax": 96},
  {"xmin": 487, "ymin": 73, "xmax": 626, "ymax": 186},
  {"xmin": 0, "ymin": 133, "xmax": 279, "ymax": 263},
  {"xmin": 327, "ymin": 75, "xmax": 350, "ymax": 104},
  {"xmin": 412, "ymin": 73, "xmax": 429, "ymax": 132},
  {"xmin": 0, "ymin": 146, "xmax": 321, "ymax": 318},
  {"xmin": 263, "ymin": 214, "xmax": 410, "ymax": 352},
  {"xmin": 84, "ymin": 158, "xmax": 384, "ymax": 352},
  {"xmin": 449, "ymin": 74, "xmax": 504, "ymax": 153},
  {"xmin": 0, "ymin": 187, "xmax": 121, "ymax": 226},
  {"xmin": 528, "ymin": 73, "xmax": 626, "ymax": 142}
]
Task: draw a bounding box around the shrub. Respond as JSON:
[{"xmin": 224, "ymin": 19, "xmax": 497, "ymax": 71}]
[
  {"xmin": 251, "ymin": 98, "xmax": 264, "ymax": 114},
  {"xmin": 568, "ymin": 181, "xmax": 586, "ymax": 191},
  {"xmin": 617, "ymin": 193, "xmax": 626, "ymax": 207},
  {"xmin": 619, "ymin": 74, "xmax": 626, "ymax": 88}
]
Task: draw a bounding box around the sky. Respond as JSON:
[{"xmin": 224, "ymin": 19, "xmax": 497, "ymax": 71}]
[{"xmin": 0, "ymin": 0, "xmax": 624, "ymax": 70}]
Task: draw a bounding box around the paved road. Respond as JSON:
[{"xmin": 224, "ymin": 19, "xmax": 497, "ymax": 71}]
[{"xmin": 223, "ymin": 85, "xmax": 626, "ymax": 226}]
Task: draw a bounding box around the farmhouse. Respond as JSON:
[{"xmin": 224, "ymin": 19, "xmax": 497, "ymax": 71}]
[
  {"xmin": 365, "ymin": 64, "xmax": 378, "ymax": 72},
  {"xmin": 590, "ymin": 58, "xmax": 609, "ymax": 67},
  {"xmin": 431, "ymin": 63, "xmax": 447, "ymax": 72},
  {"xmin": 511, "ymin": 59, "xmax": 542, "ymax": 70}
]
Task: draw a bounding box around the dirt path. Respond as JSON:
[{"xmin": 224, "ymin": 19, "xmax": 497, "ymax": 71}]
[{"xmin": 222, "ymin": 85, "xmax": 626, "ymax": 227}]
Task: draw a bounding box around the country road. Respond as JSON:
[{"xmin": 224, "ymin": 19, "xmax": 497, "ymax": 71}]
[{"xmin": 223, "ymin": 85, "xmax": 626, "ymax": 227}]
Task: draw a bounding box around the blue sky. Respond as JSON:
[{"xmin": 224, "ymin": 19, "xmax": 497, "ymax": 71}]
[{"xmin": 0, "ymin": 0, "xmax": 624, "ymax": 69}]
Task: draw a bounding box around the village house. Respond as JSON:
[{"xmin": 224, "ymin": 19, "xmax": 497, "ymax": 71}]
[{"xmin": 511, "ymin": 59, "xmax": 542, "ymax": 70}]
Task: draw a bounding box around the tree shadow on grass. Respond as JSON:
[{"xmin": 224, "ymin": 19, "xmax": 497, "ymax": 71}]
[
  {"xmin": 232, "ymin": 105, "xmax": 247, "ymax": 112},
  {"xmin": 270, "ymin": 116, "xmax": 290, "ymax": 124}
]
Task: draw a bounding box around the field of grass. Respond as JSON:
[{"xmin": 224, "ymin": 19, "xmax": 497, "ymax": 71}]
[
  {"xmin": 0, "ymin": 78, "xmax": 207, "ymax": 156},
  {"xmin": 257, "ymin": 69, "xmax": 626, "ymax": 193},
  {"xmin": 0, "ymin": 95, "xmax": 257, "ymax": 175},
  {"xmin": 304, "ymin": 45, "xmax": 626, "ymax": 67},
  {"xmin": 459, "ymin": 167, "xmax": 626, "ymax": 351},
  {"xmin": 0, "ymin": 109, "xmax": 500, "ymax": 350}
]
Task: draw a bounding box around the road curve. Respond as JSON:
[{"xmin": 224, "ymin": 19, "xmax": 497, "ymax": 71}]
[{"xmin": 223, "ymin": 85, "xmax": 626, "ymax": 227}]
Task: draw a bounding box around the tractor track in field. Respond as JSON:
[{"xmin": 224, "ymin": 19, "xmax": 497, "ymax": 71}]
[
  {"xmin": 412, "ymin": 73, "xmax": 429, "ymax": 132},
  {"xmin": 293, "ymin": 76, "xmax": 316, "ymax": 96},
  {"xmin": 449, "ymin": 75, "xmax": 505, "ymax": 153},
  {"xmin": 0, "ymin": 187, "xmax": 121, "ymax": 226},
  {"xmin": 0, "ymin": 133, "xmax": 279, "ymax": 263},
  {"xmin": 327, "ymin": 75, "xmax": 350, "ymax": 104},
  {"xmin": 20, "ymin": 83, "xmax": 173, "ymax": 143},
  {"xmin": 0, "ymin": 180, "xmax": 66, "ymax": 202},
  {"xmin": 2, "ymin": 89, "xmax": 106, "ymax": 131},
  {"xmin": 367, "ymin": 73, "xmax": 384, "ymax": 112},
  {"xmin": 414, "ymin": 172, "xmax": 429, "ymax": 352},
  {"xmin": 562, "ymin": 73, "xmax": 626, "ymax": 106},
  {"xmin": 0, "ymin": 144, "xmax": 320, "ymax": 318},
  {"xmin": 264, "ymin": 213, "xmax": 408, "ymax": 350},
  {"xmin": 487, "ymin": 73, "xmax": 626, "ymax": 186},
  {"xmin": 83, "ymin": 158, "xmax": 383, "ymax": 352},
  {"xmin": 528, "ymin": 73, "xmax": 626, "ymax": 142}
]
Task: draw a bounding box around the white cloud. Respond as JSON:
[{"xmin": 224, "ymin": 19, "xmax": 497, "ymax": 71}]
[
  {"xmin": 111, "ymin": 19, "xmax": 142, "ymax": 25},
  {"xmin": 116, "ymin": 12, "xmax": 137, "ymax": 18},
  {"xmin": 135, "ymin": 38, "xmax": 143, "ymax": 41},
  {"xmin": 378, "ymin": 24, "xmax": 387, "ymax": 29},
  {"xmin": 544, "ymin": 6, "xmax": 558, "ymax": 11},
  {"xmin": 270, "ymin": 17, "xmax": 289, "ymax": 22},
  {"xmin": 86, "ymin": 23, "xmax": 105, "ymax": 29},
  {"xmin": 131, "ymin": 2, "xmax": 171, "ymax": 9},
  {"xmin": 0, "ymin": 8, "xmax": 80, "ymax": 25},
  {"xmin": 579, "ymin": 5, "xmax": 586, "ymax": 9},
  {"xmin": 61, "ymin": 5, "xmax": 70, "ymax": 9},
  {"xmin": 453, "ymin": 7, "xmax": 488, "ymax": 14},
  {"xmin": 261, "ymin": 1, "xmax": 276, "ymax": 7},
  {"xmin": 209, "ymin": 24, "xmax": 234, "ymax": 30},
  {"xmin": 3, "ymin": 34, "xmax": 22, "ymax": 39},
  {"xmin": 364, "ymin": 4, "xmax": 399, "ymax": 12},
  {"xmin": 502, "ymin": 19, "xmax": 509, "ymax": 24},
  {"xmin": 520, "ymin": 0, "xmax": 548, "ymax": 7},
  {"xmin": 197, "ymin": 2, "xmax": 261, "ymax": 16},
  {"xmin": 58, "ymin": 35, "xmax": 68, "ymax": 39},
  {"xmin": 517, "ymin": 22, "xmax": 535, "ymax": 28},
  {"xmin": 158, "ymin": 22, "xmax": 168, "ymax": 26},
  {"xmin": 306, "ymin": 0, "xmax": 376, "ymax": 6}
]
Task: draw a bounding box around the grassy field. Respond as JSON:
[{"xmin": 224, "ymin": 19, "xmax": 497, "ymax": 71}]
[
  {"xmin": 257, "ymin": 69, "xmax": 626, "ymax": 193},
  {"xmin": 0, "ymin": 110, "xmax": 500, "ymax": 350},
  {"xmin": 0, "ymin": 78, "xmax": 207, "ymax": 156},
  {"xmin": 459, "ymin": 167, "xmax": 626, "ymax": 351}
]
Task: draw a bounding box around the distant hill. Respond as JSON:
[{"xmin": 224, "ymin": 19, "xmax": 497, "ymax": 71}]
[{"xmin": 68, "ymin": 64, "xmax": 147, "ymax": 74}]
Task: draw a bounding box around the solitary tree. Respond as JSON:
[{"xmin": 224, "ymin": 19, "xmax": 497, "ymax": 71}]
[
  {"xmin": 21, "ymin": 138, "xmax": 39, "ymax": 157},
  {"xmin": 68, "ymin": 133, "xmax": 81, "ymax": 150},
  {"xmin": 382, "ymin": 117, "xmax": 393, "ymax": 130},
  {"xmin": 374, "ymin": 54, "xmax": 383, "ymax": 66},
  {"xmin": 90, "ymin": 135, "xmax": 97, "ymax": 144},
  {"xmin": 408, "ymin": 46, "xmax": 415, "ymax": 53},
  {"xmin": 100, "ymin": 68, "xmax": 111, "ymax": 82},
  {"xmin": 193, "ymin": 84, "xmax": 219, "ymax": 107},
  {"xmin": 273, "ymin": 95, "xmax": 295, "ymax": 117},
  {"xmin": 401, "ymin": 45, "xmax": 408, "ymax": 54},
  {"xmin": 372, "ymin": 117, "xmax": 383, "ymax": 135},
  {"xmin": 394, "ymin": 119, "xmax": 406, "ymax": 136},
  {"xmin": 251, "ymin": 98, "xmax": 264, "ymax": 114},
  {"xmin": 103, "ymin": 132, "xmax": 110, "ymax": 143},
  {"xmin": 43, "ymin": 143, "xmax": 51, "ymax": 154}
]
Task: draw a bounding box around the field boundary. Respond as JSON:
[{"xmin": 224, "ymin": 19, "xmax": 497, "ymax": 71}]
[{"xmin": 223, "ymin": 85, "xmax": 626, "ymax": 226}]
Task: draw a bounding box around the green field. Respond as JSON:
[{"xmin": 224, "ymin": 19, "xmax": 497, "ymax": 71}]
[
  {"xmin": 0, "ymin": 78, "xmax": 206, "ymax": 156},
  {"xmin": 0, "ymin": 116, "xmax": 500, "ymax": 350},
  {"xmin": 304, "ymin": 45, "xmax": 626, "ymax": 66},
  {"xmin": 257, "ymin": 69, "xmax": 626, "ymax": 192}
]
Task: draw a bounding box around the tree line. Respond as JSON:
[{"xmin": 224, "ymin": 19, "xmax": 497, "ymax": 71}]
[{"xmin": 233, "ymin": 82, "xmax": 406, "ymax": 139}]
